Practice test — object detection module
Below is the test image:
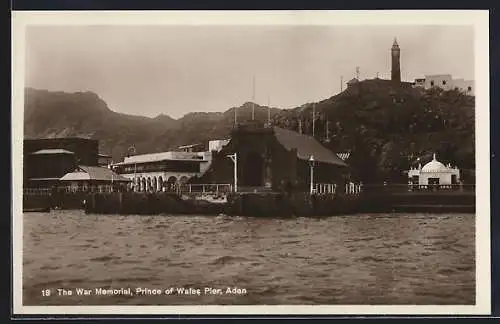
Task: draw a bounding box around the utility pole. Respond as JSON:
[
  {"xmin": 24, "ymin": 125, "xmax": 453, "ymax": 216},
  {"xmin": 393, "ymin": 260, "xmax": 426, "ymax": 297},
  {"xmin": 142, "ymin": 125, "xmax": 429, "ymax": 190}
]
[
  {"xmin": 252, "ymin": 75, "xmax": 256, "ymax": 121},
  {"xmin": 340, "ymin": 75, "xmax": 343, "ymax": 92},
  {"xmin": 227, "ymin": 153, "xmax": 238, "ymax": 192},
  {"xmin": 312, "ymin": 103, "xmax": 316, "ymax": 138},
  {"xmin": 267, "ymin": 95, "xmax": 271, "ymax": 126},
  {"xmin": 356, "ymin": 66, "xmax": 360, "ymax": 80},
  {"xmin": 309, "ymin": 155, "xmax": 315, "ymax": 195}
]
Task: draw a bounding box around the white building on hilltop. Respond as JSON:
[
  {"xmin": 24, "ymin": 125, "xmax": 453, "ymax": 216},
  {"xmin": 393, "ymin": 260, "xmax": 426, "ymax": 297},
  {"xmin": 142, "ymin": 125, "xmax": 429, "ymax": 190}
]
[
  {"xmin": 413, "ymin": 74, "xmax": 474, "ymax": 96},
  {"xmin": 408, "ymin": 153, "xmax": 461, "ymax": 187}
]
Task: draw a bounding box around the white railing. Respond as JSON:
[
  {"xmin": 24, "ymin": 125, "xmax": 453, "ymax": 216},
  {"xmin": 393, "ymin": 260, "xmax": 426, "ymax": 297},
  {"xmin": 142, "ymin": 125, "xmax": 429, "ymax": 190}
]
[
  {"xmin": 178, "ymin": 183, "xmax": 233, "ymax": 194},
  {"xmin": 314, "ymin": 183, "xmax": 337, "ymax": 195},
  {"xmin": 23, "ymin": 188, "xmax": 52, "ymax": 196},
  {"xmin": 344, "ymin": 182, "xmax": 363, "ymax": 194},
  {"xmin": 406, "ymin": 183, "xmax": 474, "ymax": 192},
  {"xmin": 313, "ymin": 183, "xmax": 363, "ymax": 195}
]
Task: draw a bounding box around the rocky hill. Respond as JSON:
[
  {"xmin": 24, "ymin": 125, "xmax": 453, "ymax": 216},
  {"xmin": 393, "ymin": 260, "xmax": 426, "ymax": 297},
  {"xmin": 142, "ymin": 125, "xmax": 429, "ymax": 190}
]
[
  {"xmin": 23, "ymin": 80, "xmax": 475, "ymax": 183},
  {"xmin": 273, "ymin": 79, "xmax": 475, "ymax": 182}
]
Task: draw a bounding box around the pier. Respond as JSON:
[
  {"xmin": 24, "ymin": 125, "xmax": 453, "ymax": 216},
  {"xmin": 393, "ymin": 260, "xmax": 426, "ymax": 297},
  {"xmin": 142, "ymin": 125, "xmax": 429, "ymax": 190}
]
[{"xmin": 23, "ymin": 182, "xmax": 475, "ymax": 216}]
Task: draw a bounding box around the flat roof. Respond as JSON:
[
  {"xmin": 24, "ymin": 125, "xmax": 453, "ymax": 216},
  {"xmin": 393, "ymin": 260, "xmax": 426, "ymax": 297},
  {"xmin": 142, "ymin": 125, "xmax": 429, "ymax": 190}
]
[
  {"xmin": 178, "ymin": 143, "xmax": 203, "ymax": 149},
  {"xmin": 31, "ymin": 149, "xmax": 75, "ymax": 155},
  {"xmin": 113, "ymin": 158, "xmax": 209, "ymax": 166},
  {"xmin": 27, "ymin": 177, "xmax": 61, "ymax": 181},
  {"xmin": 24, "ymin": 137, "xmax": 96, "ymax": 141}
]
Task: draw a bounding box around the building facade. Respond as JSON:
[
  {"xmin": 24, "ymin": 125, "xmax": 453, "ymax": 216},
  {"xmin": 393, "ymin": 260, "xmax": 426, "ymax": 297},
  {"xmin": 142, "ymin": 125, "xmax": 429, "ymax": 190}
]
[
  {"xmin": 98, "ymin": 154, "xmax": 113, "ymax": 167},
  {"xmin": 198, "ymin": 122, "xmax": 349, "ymax": 192},
  {"xmin": 424, "ymin": 74, "xmax": 454, "ymax": 91},
  {"xmin": 209, "ymin": 139, "xmax": 230, "ymax": 152},
  {"xmin": 59, "ymin": 165, "xmax": 130, "ymax": 193},
  {"xmin": 413, "ymin": 78, "xmax": 426, "ymax": 88},
  {"xmin": 413, "ymin": 75, "xmax": 474, "ymax": 96},
  {"xmin": 23, "ymin": 137, "xmax": 128, "ymax": 192},
  {"xmin": 451, "ymin": 78, "xmax": 475, "ymax": 96},
  {"xmin": 112, "ymin": 151, "xmax": 213, "ymax": 192},
  {"xmin": 408, "ymin": 153, "xmax": 461, "ymax": 187}
]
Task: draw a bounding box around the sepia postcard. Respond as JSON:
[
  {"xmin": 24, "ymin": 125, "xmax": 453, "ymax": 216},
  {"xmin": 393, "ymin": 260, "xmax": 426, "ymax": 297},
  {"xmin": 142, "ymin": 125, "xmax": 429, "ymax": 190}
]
[{"xmin": 11, "ymin": 10, "xmax": 491, "ymax": 316}]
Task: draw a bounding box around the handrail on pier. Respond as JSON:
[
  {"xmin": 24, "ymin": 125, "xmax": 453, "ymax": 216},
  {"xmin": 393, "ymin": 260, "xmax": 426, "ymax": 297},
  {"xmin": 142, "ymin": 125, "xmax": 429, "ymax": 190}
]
[
  {"xmin": 178, "ymin": 183, "xmax": 233, "ymax": 194},
  {"xmin": 313, "ymin": 182, "xmax": 363, "ymax": 195}
]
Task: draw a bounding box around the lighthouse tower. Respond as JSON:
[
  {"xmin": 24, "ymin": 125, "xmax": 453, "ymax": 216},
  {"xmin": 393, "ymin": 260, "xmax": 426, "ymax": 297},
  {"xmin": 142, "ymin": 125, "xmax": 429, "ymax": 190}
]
[{"xmin": 391, "ymin": 37, "xmax": 401, "ymax": 83}]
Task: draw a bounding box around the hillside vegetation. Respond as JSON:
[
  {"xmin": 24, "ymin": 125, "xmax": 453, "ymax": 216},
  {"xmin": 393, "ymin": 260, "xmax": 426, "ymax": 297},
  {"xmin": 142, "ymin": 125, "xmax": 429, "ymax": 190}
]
[{"xmin": 23, "ymin": 79, "xmax": 475, "ymax": 183}]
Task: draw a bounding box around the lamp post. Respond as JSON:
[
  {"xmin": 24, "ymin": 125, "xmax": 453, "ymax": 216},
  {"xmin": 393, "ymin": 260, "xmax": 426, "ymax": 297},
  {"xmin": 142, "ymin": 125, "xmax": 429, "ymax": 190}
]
[
  {"xmin": 110, "ymin": 163, "xmax": 114, "ymax": 192},
  {"xmin": 309, "ymin": 155, "xmax": 315, "ymax": 195},
  {"xmin": 227, "ymin": 153, "xmax": 238, "ymax": 193}
]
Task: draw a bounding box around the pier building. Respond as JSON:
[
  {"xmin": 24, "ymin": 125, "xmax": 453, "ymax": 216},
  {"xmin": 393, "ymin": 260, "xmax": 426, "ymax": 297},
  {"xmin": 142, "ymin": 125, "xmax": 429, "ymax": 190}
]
[
  {"xmin": 24, "ymin": 138, "xmax": 99, "ymax": 188},
  {"xmin": 111, "ymin": 150, "xmax": 213, "ymax": 192},
  {"xmin": 23, "ymin": 137, "xmax": 128, "ymax": 192},
  {"xmin": 198, "ymin": 122, "xmax": 350, "ymax": 192},
  {"xmin": 59, "ymin": 165, "xmax": 130, "ymax": 193}
]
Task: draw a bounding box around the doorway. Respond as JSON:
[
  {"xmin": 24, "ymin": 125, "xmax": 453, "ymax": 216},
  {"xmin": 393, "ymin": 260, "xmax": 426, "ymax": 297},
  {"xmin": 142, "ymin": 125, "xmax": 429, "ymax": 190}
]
[{"xmin": 428, "ymin": 178, "xmax": 440, "ymax": 185}]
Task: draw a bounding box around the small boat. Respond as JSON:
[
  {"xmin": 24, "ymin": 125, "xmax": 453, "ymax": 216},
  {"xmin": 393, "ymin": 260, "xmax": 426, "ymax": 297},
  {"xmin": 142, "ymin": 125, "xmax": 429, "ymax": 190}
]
[{"xmin": 195, "ymin": 193, "xmax": 228, "ymax": 204}]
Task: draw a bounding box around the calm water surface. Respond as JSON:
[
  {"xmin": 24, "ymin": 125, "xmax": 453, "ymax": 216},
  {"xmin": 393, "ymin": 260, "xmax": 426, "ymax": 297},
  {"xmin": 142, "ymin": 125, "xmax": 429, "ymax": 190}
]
[{"xmin": 23, "ymin": 211, "xmax": 475, "ymax": 305}]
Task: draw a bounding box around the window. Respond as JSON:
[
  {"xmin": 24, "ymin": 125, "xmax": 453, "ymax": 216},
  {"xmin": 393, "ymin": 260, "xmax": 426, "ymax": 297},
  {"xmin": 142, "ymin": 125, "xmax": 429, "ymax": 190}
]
[
  {"xmin": 467, "ymin": 86, "xmax": 472, "ymax": 92},
  {"xmin": 430, "ymin": 81, "xmax": 434, "ymax": 86},
  {"xmin": 442, "ymin": 80, "xmax": 446, "ymax": 85}
]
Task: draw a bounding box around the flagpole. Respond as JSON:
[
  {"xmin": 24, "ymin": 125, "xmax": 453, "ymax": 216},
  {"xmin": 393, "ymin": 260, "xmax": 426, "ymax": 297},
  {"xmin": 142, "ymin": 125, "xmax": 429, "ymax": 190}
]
[
  {"xmin": 267, "ymin": 95, "xmax": 271, "ymax": 126},
  {"xmin": 312, "ymin": 103, "xmax": 316, "ymax": 137}
]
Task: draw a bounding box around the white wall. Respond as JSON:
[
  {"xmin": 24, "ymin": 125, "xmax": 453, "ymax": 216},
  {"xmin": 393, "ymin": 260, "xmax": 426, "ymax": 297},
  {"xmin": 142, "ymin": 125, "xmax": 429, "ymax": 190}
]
[
  {"xmin": 209, "ymin": 139, "xmax": 230, "ymax": 152},
  {"xmin": 413, "ymin": 79, "xmax": 425, "ymax": 88},
  {"xmin": 419, "ymin": 172, "xmax": 453, "ymax": 185},
  {"xmin": 424, "ymin": 74, "xmax": 453, "ymax": 91},
  {"xmin": 452, "ymin": 79, "xmax": 475, "ymax": 96},
  {"xmin": 199, "ymin": 151, "xmax": 213, "ymax": 175},
  {"xmin": 421, "ymin": 75, "xmax": 474, "ymax": 96},
  {"xmin": 408, "ymin": 169, "xmax": 461, "ymax": 185}
]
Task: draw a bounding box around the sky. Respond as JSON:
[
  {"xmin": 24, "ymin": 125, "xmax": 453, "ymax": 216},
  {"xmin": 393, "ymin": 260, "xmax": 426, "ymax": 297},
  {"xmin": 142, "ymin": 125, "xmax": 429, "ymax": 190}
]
[{"xmin": 25, "ymin": 24, "xmax": 474, "ymax": 119}]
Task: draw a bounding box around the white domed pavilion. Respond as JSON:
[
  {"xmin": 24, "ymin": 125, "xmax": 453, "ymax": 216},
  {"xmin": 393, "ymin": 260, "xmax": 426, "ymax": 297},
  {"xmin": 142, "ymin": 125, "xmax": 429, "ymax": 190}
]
[{"xmin": 408, "ymin": 153, "xmax": 461, "ymax": 187}]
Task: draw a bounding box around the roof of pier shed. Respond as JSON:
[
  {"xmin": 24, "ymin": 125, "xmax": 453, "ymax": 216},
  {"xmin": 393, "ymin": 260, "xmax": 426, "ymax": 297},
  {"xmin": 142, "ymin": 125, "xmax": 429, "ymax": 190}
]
[
  {"xmin": 60, "ymin": 165, "xmax": 130, "ymax": 182},
  {"xmin": 272, "ymin": 127, "xmax": 348, "ymax": 167}
]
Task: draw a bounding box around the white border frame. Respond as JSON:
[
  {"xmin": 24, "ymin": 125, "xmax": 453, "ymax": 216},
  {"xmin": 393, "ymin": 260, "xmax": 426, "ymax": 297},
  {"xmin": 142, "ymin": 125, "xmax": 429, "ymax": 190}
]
[{"xmin": 11, "ymin": 10, "xmax": 491, "ymax": 315}]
